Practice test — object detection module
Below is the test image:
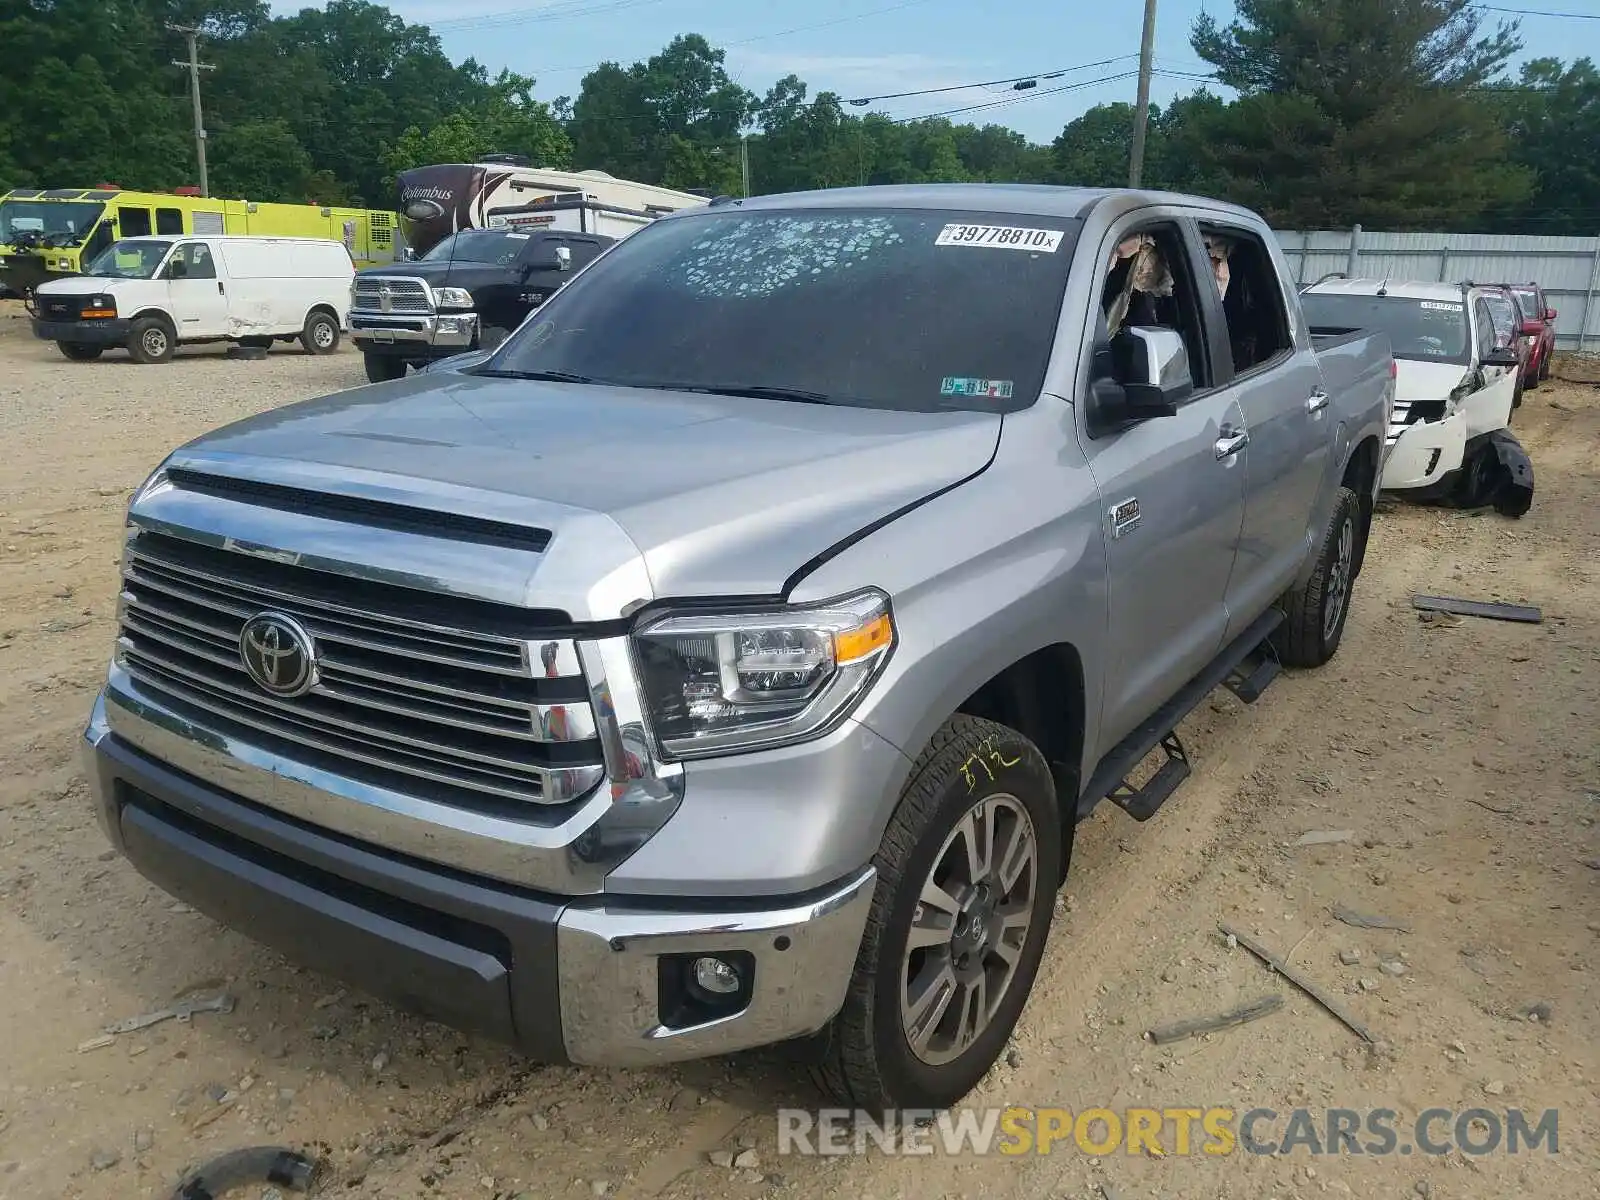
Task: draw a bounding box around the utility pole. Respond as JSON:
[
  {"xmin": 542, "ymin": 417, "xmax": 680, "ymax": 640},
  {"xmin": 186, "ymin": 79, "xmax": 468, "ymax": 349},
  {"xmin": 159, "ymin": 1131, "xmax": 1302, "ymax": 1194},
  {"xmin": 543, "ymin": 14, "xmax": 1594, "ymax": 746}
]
[
  {"xmin": 1128, "ymin": 0, "xmax": 1158, "ymax": 189},
  {"xmin": 739, "ymin": 134, "xmax": 751, "ymax": 198},
  {"xmin": 168, "ymin": 24, "xmax": 215, "ymax": 197}
]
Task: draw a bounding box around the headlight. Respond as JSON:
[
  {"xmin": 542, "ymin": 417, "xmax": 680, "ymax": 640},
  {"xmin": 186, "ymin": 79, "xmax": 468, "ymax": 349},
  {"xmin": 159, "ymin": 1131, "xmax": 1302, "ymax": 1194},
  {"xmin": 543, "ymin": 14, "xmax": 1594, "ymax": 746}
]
[
  {"xmin": 434, "ymin": 287, "xmax": 474, "ymax": 310},
  {"xmin": 632, "ymin": 589, "xmax": 895, "ymax": 759}
]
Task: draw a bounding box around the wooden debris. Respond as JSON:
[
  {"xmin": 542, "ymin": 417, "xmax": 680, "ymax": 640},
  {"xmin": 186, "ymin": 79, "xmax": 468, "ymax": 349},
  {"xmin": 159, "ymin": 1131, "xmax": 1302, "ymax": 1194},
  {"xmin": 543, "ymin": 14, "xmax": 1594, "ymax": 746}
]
[
  {"xmin": 1332, "ymin": 904, "xmax": 1412, "ymax": 933},
  {"xmin": 1147, "ymin": 995, "xmax": 1284, "ymax": 1045},
  {"xmin": 1411, "ymin": 594, "xmax": 1542, "ymax": 624},
  {"xmin": 1218, "ymin": 923, "xmax": 1377, "ymax": 1044}
]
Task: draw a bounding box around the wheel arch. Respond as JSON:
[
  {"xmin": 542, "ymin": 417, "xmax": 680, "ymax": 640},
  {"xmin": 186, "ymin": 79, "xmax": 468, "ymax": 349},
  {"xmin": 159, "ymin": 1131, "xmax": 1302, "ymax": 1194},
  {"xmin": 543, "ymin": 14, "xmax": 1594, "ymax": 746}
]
[
  {"xmin": 1340, "ymin": 434, "xmax": 1381, "ymax": 577},
  {"xmin": 951, "ymin": 641, "xmax": 1086, "ymax": 868},
  {"xmin": 127, "ymin": 306, "xmax": 177, "ymax": 332}
]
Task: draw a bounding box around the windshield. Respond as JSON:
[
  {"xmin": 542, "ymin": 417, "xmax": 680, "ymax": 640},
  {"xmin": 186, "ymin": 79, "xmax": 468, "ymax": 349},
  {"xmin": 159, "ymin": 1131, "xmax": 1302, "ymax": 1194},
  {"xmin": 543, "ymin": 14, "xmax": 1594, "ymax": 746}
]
[
  {"xmin": 1510, "ymin": 289, "xmax": 1541, "ymax": 322},
  {"xmin": 421, "ymin": 229, "xmax": 532, "ymax": 266},
  {"xmin": 0, "ymin": 199, "xmax": 105, "ymax": 246},
  {"xmin": 84, "ymin": 239, "xmax": 171, "ymax": 279},
  {"xmin": 486, "ymin": 207, "xmax": 1081, "ymax": 412},
  {"xmin": 1302, "ymin": 293, "xmax": 1470, "ymax": 364}
]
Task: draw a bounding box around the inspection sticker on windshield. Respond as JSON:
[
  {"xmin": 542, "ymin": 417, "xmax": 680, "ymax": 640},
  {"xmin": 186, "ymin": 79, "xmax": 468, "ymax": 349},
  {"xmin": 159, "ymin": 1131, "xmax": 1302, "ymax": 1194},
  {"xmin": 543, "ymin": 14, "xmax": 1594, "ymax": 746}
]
[
  {"xmin": 936, "ymin": 223, "xmax": 1064, "ymax": 252},
  {"xmin": 942, "ymin": 377, "xmax": 1014, "ymax": 399},
  {"xmin": 1419, "ymin": 301, "xmax": 1462, "ymax": 311}
]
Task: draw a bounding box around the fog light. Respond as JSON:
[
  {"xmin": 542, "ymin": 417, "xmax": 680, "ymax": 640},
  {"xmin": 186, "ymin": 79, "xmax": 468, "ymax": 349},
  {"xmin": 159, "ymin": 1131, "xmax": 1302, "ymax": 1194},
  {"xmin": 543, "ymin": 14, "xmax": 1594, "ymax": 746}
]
[{"xmin": 691, "ymin": 956, "xmax": 742, "ymax": 997}]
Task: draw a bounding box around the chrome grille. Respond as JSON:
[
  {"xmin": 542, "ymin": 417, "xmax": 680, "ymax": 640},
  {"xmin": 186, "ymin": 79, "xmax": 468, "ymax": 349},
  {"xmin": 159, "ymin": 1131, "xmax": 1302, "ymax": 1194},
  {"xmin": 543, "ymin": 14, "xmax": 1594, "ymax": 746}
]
[
  {"xmin": 351, "ymin": 276, "xmax": 434, "ymax": 314},
  {"xmin": 116, "ymin": 531, "xmax": 605, "ymax": 812}
]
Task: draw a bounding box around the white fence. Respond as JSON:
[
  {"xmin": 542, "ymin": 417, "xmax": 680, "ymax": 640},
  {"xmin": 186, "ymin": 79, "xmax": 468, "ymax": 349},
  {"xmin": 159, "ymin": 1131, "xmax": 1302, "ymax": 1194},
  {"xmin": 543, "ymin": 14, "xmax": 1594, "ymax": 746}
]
[{"xmin": 1273, "ymin": 227, "xmax": 1600, "ymax": 351}]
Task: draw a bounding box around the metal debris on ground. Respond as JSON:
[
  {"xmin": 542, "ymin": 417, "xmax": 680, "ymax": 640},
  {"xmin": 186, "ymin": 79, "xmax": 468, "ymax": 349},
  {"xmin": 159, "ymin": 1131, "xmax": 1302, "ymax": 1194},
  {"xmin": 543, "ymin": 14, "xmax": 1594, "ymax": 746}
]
[
  {"xmin": 169, "ymin": 1146, "xmax": 318, "ymax": 1199},
  {"xmin": 1332, "ymin": 905, "xmax": 1413, "ymax": 933},
  {"xmin": 1218, "ymin": 923, "xmax": 1377, "ymax": 1045},
  {"xmin": 103, "ymin": 992, "xmax": 235, "ymax": 1036},
  {"xmin": 1410, "ymin": 594, "xmax": 1543, "ymax": 624},
  {"xmin": 1146, "ymin": 995, "xmax": 1284, "ymax": 1044}
]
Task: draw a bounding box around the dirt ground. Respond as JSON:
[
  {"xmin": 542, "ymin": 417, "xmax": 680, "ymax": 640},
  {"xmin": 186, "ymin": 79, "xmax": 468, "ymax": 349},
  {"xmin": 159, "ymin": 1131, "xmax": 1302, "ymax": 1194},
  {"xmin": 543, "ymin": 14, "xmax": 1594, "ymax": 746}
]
[{"xmin": 1, "ymin": 299, "xmax": 1596, "ymax": 1199}]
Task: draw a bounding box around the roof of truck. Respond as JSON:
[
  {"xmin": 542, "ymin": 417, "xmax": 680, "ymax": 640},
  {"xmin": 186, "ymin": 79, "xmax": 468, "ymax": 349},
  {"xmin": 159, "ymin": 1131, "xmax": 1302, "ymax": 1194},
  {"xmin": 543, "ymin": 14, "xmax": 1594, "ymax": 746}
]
[
  {"xmin": 681, "ymin": 183, "xmax": 1266, "ymax": 224},
  {"xmin": 1302, "ymin": 277, "xmax": 1474, "ymax": 302}
]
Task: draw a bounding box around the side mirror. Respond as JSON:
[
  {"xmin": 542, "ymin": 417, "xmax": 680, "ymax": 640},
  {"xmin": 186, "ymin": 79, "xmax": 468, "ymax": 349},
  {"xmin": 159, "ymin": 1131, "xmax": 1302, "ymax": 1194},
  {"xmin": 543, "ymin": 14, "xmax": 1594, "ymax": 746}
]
[
  {"xmin": 555, "ymin": 245, "xmax": 573, "ymax": 272},
  {"xmin": 1482, "ymin": 345, "xmax": 1519, "ymax": 368},
  {"xmin": 165, "ymin": 258, "xmax": 188, "ymax": 280},
  {"xmin": 1086, "ymin": 326, "xmax": 1192, "ymax": 433},
  {"xmin": 1519, "ymin": 319, "xmax": 1543, "ymax": 337},
  {"xmin": 1546, "ymin": 308, "xmax": 1557, "ymax": 321}
]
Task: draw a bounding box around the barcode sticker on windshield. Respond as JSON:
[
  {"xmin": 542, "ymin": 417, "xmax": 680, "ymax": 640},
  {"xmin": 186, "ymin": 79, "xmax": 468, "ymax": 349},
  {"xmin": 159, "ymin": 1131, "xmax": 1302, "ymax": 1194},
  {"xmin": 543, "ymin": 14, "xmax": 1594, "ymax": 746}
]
[
  {"xmin": 1419, "ymin": 301, "xmax": 1462, "ymax": 311},
  {"xmin": 936, "ymin": 224, "xmax": 1064, "ymax": 252}
]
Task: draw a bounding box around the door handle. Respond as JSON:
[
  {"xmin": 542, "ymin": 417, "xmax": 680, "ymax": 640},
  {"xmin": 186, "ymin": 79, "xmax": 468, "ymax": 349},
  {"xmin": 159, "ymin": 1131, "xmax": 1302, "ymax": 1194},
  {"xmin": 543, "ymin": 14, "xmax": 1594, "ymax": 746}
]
[
  {"xmin": 1306, "ymin": 389, "xmax": 1329, "ymax": 413},
  {"xmin": 217, "ymin": 282, "xmax": 225, "ymax": 295},
  {"xmin": 1215, "ymin": 428, "xmax": 1249, "ymax": 459}
]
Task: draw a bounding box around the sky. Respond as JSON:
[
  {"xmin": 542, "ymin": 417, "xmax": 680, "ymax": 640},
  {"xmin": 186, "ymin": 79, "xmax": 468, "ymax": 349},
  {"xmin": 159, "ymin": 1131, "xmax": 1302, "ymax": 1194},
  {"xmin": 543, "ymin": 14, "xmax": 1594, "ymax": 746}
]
[{"xmin": 274, "ymin": 0, "xmax": 1600, "ymax": 145}]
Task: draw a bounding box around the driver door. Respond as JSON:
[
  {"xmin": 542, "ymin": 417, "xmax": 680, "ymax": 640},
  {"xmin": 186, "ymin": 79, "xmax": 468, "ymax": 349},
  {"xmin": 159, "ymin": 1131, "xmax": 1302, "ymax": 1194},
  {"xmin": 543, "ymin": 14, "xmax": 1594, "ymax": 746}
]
[
  {"xmin": 1464, "ymin": 295, "xmax": 1517, "ymax": 437},
  {"xmin": 164, "ymin": 242, "xmax": 230, "ymax": 339},
  {"xmin": 1074, "ymin": 216, "xmax": 1247, "ymax": 753}
]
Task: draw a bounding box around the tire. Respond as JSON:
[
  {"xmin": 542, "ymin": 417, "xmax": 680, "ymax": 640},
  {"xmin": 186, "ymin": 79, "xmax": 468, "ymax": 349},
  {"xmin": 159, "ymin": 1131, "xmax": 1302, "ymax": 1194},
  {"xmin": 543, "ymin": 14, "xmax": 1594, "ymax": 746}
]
[
  {"xmin": 479, "ymin": 325, "xmax": 511, "ymax": 352},
  {"xmin": 57, "ymin": 341, "xmax": 103, "ymax": 362},
  {"xmin": 1538, "ymin": 351, "xmax": 1551, "ymax": 382},
  {"xmin": 239, "ymin": 335, "xmax": 273, "ymax": 350},
  {"xmin": 362, "ymin": 353, "xmax": 405, "ymax": 383},
  {"xmin": 1272, "ymin": 486, "xmax": 1360, "ymax": 670},
  {"xmin": 809, "ymin": 715, "xmax": 1061, "ymax": 1111},
  {"xmin": 301, "ymin": 310, "xmax": 340, "ymax": 355},
  {"xmin": 1511, "ymin": 375, "xmax": 1524, "ymax": 409},
  {"xmin": 126, "ymin": 317, "xmax": 175, "ymax": 364}
]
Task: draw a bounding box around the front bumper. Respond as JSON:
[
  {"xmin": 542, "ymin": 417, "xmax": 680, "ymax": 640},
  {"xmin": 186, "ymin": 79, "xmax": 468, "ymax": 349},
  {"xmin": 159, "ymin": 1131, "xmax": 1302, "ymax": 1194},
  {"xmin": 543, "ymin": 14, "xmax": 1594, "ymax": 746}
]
[
  {"xmin": 82, "ymin": 692, "xmax": 875, "ymax": 1067},
  {"xmin": 33, "ymin": 317, "xmax": 131, "ymax": 345},
  {"xmin": 350, "ymin": 310, "xmax": 477, "ymax": 357},
  {"xmin": 1381, "ymin": 410, "xmax": 1468, "ymax": 491}
]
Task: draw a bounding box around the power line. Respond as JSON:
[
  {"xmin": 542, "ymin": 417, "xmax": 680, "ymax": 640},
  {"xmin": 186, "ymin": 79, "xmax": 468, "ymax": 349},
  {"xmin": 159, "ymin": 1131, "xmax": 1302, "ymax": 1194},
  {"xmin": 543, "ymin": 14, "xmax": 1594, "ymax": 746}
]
[
  {"xmin": 1470, "ymin": 3, "xmax": 1600, "ymax": 17},
  {"xmin": 430, "ymin": 0, "xmax": 673, "ymax": 35},
  {"xmin": 849, "ymin": 56, "xmax": 1139, "ymax": 105},
  {"xmin": 895, "ymin": 70, "xmax": 1142, "ymax": 124}
]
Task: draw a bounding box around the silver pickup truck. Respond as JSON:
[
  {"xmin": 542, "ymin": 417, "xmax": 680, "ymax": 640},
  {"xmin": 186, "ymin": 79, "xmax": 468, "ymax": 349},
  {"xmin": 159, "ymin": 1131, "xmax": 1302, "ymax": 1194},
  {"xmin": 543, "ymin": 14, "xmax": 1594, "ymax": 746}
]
[{"xmin": 83, "ymin": 185, "xmax": 1391, "ymax": 1110}]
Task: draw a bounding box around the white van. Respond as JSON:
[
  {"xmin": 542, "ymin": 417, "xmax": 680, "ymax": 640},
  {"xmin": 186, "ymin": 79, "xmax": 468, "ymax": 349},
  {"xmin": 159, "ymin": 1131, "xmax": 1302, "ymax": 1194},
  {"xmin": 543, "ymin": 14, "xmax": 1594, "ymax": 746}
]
[
  {"xmin": 31, "ymin": 235, "xmax": 354, "ymax": 364},
  {"xmin": 1301, "ymin": 278, "xmax": 1521, "ymax": 494}
]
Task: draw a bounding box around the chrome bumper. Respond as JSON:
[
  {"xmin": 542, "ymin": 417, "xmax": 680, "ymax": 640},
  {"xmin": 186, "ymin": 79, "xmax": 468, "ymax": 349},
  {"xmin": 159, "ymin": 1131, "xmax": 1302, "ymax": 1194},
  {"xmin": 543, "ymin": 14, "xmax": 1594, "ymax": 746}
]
[
  {"xmin": 82, "ymin": 691, "xmax": 875, "ymax": 1066},
  {"xmin": 350, "ymin": 310, "xmax": 478, "ymax": 350}
]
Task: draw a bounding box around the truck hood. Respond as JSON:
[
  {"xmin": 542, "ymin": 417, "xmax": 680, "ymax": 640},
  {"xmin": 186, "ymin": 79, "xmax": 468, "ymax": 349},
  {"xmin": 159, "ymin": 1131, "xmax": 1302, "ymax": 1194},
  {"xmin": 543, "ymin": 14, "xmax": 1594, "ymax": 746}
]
[
  {"xmin": 173, "ymin": 373, "xmax": 1001, "ymax": 611},
  {"xmin": 1394, "ymin": 359, "xmax": 1470, "ymax": 405}
]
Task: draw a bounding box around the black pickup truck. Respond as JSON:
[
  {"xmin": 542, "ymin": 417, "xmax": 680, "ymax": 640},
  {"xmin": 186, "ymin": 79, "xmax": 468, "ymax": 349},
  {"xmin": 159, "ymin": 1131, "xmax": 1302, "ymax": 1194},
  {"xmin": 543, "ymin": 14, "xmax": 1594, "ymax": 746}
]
[{"xmin": 349, "ymin": 227, "xmax": 613, "ymax": 382}]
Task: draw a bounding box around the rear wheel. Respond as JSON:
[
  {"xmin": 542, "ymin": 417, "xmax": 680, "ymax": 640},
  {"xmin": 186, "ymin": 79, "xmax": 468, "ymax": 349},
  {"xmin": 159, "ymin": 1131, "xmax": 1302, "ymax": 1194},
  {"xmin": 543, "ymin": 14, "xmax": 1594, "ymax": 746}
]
[
  {"xmin": 1539, "ymin": 350, "xmax": 1552, "ymax": 381},
  {"xmin": 126, "ymin": 317, "xmax": 175, "ymax": 364},
  {"xmin": 362, "ymin": 353, "xmax": 405, "ymax": 383},
  {"xmin": 1272, "ymin": 486, "xmax": 1360, "ymax": 669},
  {"xmin": 809, "ymin": 715, "xmax": 1060, "ymax": 1110},
  {"xmin": 301, "ymin": 310, "xmax": 340, "ymax": 355},
  {"xmin": 57, "ymin": 342, "xmax": 103, "ymax": 362}
]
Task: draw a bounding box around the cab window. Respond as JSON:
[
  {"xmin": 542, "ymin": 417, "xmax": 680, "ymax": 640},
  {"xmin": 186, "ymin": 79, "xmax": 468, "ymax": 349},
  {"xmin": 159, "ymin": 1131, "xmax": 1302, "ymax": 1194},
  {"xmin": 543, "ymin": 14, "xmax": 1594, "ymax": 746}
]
[
  {"xmin": 1099, "ymin": 221, "xmax": 1213, "ymax": 392},
  {"xmin": 118, "ymin": 208, "xmax": 152, "ymax": 238},
  {"xmin": 166, "ymin": 242, "xmax": 217, "ymax": 280},
  {"xmin": 1199, "ymin": 224, "xmax": 1292, "ymax": 375}
]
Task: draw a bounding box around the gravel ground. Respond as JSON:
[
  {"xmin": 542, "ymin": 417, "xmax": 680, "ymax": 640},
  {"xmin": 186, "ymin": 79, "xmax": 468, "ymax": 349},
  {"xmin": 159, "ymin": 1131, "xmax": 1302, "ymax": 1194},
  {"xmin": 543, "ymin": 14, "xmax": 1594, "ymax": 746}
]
[{"xmin": 1, "ymin": 299, "xmax": 1597, "ymax": 1199}]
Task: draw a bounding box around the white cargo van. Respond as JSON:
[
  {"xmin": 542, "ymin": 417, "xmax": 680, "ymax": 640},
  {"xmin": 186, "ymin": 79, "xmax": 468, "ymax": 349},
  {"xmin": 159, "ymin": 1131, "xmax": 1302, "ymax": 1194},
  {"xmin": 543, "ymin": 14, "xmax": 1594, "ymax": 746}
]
[{"xmin": 31, "ymin": 235, "xmax": 354, "ymax": 363}]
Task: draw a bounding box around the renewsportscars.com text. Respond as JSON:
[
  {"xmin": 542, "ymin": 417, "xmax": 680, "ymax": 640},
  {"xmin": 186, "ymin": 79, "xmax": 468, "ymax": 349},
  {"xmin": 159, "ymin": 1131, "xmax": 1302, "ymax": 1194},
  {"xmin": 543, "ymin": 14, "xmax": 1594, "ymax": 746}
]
[{"xmin": 777, "ymin": 1107, "xmax": 1560, "ymax": 1158}]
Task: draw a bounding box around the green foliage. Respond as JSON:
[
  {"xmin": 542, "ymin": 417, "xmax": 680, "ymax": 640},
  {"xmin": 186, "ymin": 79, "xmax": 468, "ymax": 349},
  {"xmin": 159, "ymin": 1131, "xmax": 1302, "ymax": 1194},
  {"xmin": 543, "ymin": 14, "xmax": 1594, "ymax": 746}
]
[
  {"xmin": 0, "ymin": 1, "xmax": 1585, "ymax": 234},
  {"xmin": 1185, "ymin": 0, "xmax": 1532, "ymax": 227}
]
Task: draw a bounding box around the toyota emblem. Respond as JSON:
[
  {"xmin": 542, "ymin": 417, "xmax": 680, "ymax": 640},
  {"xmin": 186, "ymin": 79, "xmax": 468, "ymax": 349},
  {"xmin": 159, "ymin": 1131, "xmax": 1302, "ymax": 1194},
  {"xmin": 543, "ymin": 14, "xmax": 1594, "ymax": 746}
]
[{"xmin": 239, "ymin": 613, "xmax": 318, "ymax": 697}]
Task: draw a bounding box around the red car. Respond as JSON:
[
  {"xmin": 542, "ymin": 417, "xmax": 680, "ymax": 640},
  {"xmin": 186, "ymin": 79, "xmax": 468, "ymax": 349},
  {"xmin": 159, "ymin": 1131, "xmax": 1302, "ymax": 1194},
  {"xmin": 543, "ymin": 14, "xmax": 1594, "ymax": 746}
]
[{"xmin": 1508, "ymin": 283, "xmax": 1556, "ymax": 388}]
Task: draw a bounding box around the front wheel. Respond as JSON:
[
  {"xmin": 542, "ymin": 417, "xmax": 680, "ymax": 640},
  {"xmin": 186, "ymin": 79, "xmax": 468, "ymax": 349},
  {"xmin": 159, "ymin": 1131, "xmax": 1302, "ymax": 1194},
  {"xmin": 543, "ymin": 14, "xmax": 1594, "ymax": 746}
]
[
  {"xmin": 362, "ymin": 353, "xmax": 405, "ymax": 383},
  {"xmin": 1272, "ymin": 486, "xmax": 1361, "ymax": 669},
  {"xmin": 126, "ymin": 317, "xmax": 175, "ymax": 364},
  {"xmin": 809, "ymin": 715, "xmax": 1061, "ymax": 1110},
  {"xmin": 57, "ymin": 341, "xmax": 103, "ymax": 362},
  {"xmin": 301, "ymin": 311, "xmax": 340, "ymax": 355}
]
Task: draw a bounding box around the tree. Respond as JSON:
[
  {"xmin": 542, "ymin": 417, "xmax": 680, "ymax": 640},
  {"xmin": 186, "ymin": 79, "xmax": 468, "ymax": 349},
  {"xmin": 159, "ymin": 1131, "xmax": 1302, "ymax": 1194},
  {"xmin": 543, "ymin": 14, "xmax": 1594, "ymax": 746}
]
[
  {"xmin": 1491, "ymin": 57, "xmax": 1600, "ymax": 233},
  {"xmin": 383, "ymin": 72, "xmax": 570, "ymax": 181},
  {"xmin": 1188, "ymin": 0, "xmax": 1531, "ymax": 227},
  {"xmin": 1051, "ymin": 102, "xmax": 1140, "ymax": 187}
]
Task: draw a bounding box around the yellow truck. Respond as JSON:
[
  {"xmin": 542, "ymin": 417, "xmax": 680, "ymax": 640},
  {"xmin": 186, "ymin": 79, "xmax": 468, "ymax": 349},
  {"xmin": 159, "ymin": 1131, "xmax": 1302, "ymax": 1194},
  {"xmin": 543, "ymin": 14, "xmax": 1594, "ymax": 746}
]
[{"xmin": 0, "ymin": 187, "xmax": 401, "ymax": 298}]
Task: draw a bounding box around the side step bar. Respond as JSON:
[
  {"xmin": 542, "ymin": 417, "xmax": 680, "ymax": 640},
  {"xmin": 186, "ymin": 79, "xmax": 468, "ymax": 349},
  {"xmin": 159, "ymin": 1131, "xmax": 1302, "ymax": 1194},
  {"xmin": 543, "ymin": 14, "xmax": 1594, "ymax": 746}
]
[{"xmin": 1078, "ymin": 609, "xmax": 1285, "ymax": 823}]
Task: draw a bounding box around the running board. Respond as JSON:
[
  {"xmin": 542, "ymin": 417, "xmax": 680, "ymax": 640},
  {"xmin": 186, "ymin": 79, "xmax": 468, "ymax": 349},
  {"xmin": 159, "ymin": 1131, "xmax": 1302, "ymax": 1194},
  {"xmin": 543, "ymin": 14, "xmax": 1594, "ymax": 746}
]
[
  {"xmin": 1223, "ymin": 648, "xmax": 1282, "ymax": 704},
  {"xmin": 1078, "ymin": 608, "xmax": 1285, "ymax": 823}
]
